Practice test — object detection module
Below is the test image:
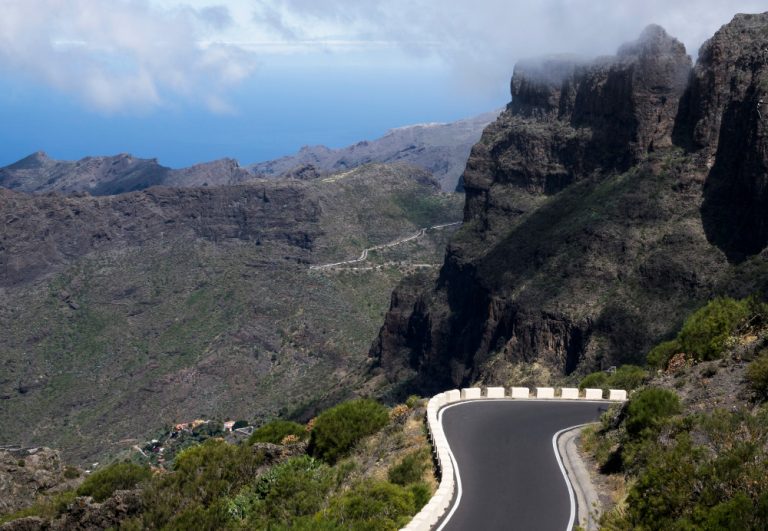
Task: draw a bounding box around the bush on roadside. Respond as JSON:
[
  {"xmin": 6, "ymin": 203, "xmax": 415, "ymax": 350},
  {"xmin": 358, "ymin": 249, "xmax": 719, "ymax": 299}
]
[
  {"xmin": 624, "ymin": 388, "xmax": 681, "ymax": 437},
  {"xmin": 308, "ymin": 399, "xmax": 389, "ymax": 463},
  {"xmin": 324, "ymin": 480, "xmax": 416, "ymax": 530},
  {"xmin": 579, "ymin": 365, "xmax": 648, "ymax": 391},
  {"xmin": 388, "ymin": 449, "xmax": 430, "ymax": 486}
]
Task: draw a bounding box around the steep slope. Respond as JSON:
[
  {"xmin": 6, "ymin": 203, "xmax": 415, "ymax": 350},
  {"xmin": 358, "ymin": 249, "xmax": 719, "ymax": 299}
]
[
  {"xmin": 0, "ymin": 152, "xmax": 253, "ymax": 196},
  {"xmin": 249, "ymin": 111, "xmax": 500, "ymax": 191},
  {"xmin": 370, "ymin": 16, "xmax": 768, "ymax": 395},
  {"xmin": 0, "ymin": 164, "xmax": 462, "ymax": 464}
]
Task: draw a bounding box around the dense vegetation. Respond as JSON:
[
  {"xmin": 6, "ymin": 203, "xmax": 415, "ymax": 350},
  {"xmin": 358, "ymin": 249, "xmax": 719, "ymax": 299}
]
[
  {"xmin": 584, "ymin": 296, "xmax": 768, "ymax": 530},
  {"xmin": 579, "ymin": 365, "xmax": 648, "ymax": 392},
  {"xmin": 1, "ymin": 399, "xmax": 433, "ymax": 530},
  {"xmin": 248, "ymin": 420, "xmax": 308, "ymax": 445},
  {"xmin": 647, "ymin": 296, "xmax": 768, "ymax": 368},
  {"xmin": 308, "ymin": 399, "xmax": 390, "ymax": 464}
]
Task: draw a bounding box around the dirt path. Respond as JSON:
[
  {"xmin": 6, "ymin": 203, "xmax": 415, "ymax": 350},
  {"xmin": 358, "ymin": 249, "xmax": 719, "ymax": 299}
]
[{"xmin": 309, "ymin": 221, "xmax": 461, "ymax": 270}]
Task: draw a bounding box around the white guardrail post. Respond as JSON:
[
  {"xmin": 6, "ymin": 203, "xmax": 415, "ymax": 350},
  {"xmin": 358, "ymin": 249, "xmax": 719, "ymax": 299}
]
[{"xmin": 400, "ymin": 384, "xmax": 628, "ymax": 530}]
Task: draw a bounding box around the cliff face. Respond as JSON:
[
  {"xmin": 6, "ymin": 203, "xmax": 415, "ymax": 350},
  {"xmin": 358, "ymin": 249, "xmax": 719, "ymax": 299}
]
[
  {"xmin": 371, "ymin": 15, "xmax": 768, "ymax": 393},
  {"xmin": 0, "ymin": 184, "xmax": 320, "ymax": 288}
]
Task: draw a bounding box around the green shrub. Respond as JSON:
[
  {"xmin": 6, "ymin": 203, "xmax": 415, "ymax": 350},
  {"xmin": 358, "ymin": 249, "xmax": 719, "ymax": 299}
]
[
  {"xmin": 140, "ymin": 439, "xmax": 266, "ymax": 529},
  {"xmin": 0, "ymin": 490, "xmax": 76, "ymax": 525},
  {"xmin": 647, "ymin": 339, "xmax": 681, "ymax": 369},
  {"xmin": 677, "ymin": 297, "xmax": 749, "ymax": 361},
  {"xmin": 409, "ymin": 482, "xmax": 431, "ymax": 509},
  {"xmin": 405, "ymin": 395, "xmax": 422, "ymax": 409},
  {"xmin": 325, "ymin": 480, "xmax": 416, "ymax": 530},
  {"xmin": 388, "ymin": 449, "xmax": 430, "ymax": 486},
  {"xmin": 624, "ymin": 388, "xmax": 681, "ymax": 437},
  {"xmin": 308, "ymin": 399, "xmax": 389, "ymax": 463},
  {"xmin": 249, "ymin": 420, "xmax": 306, "ymax": 445},
  {"xmin": 233, "ymin": 456, "xmax": 333, "ymax": 526},
  {"xmin": 747, "ymin": 352, "xmax": 768, "ymax": 400},
  {"xmin": 579, "ymin": 365, "xmax": 647, "ymax": 392},
  {"xmin": 579, "ymin": 371, "xmax": 608, "ymax": 390},
  {"xmin": 232, "ymin": 420, "xmax": 249, "ymax": 430},
  {"xmin": 610, "ymin": 365, "xmax": 648, "ymax": 391},
  {"xmin": 76, "ymin": 462, "xmax": 151, "ymax": 502}
]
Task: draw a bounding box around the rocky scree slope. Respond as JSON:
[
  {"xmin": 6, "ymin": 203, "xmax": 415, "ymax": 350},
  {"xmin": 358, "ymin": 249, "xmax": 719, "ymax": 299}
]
[
  {"xmin": 0, "ymin": 164, "xmax": 462, "ymax": 464},
  {"xmin": 370, "ymin": 16, "xmax": 768, "ymax": 394}
]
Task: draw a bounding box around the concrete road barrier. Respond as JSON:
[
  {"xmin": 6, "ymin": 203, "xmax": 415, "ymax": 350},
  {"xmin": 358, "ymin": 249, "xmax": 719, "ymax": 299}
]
[
  {"xmin": 446, "ymin": 389, "xmax": 461, "ymax": 403},
  {"xmin": 585, "ymin": 388, "xmax": 604, "ymax": 400},
  {"xmin": 485, "ymin": 387, "xmax": 506, "ymax": 398},
  {"xmin": 609, "ymin": 389, "xmax": 627, "ymax": 401},
  {"xmin": 511, "ymin": 387, "xmax": 530, "ymax": 399},
  {"xmin": 461, "ymin": 387, "xmax": 482, "ymax": 400},
  {"xmin": 536, "ymin": 387, "xmax": 555, "ymax": 399},
  {"xmin": 560, "ymin": 387, "xmax": 579, "ymax": 399}
]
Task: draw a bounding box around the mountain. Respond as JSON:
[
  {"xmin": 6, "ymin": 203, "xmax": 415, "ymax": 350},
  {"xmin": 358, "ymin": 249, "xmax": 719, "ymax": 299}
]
[
  {"xmin": 0, "ymin": 152, "xmax": 253, "ymax": 196},
  {"xmin": 370, "ymin": 15, "xmax": 768, "ymax": 395},
  {"xmin": 0, "ymin": 110, "xmax": 498, "ymax": 196},
  {"xmin": 0, "ymin": 164, "xmax": 463, "ymax": 464},
  {"xmin": 249, "ymin": 111, "xmax": 501, "ymax": 191}
]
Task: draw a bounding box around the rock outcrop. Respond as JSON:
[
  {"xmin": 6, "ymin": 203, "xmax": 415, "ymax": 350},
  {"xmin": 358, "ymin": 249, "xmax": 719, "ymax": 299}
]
[
  {"xmin": 370, "ymin": 16, "xmax": 768, "ymax": 393},
  {"xmin": 0, "ymin": 447, "xmax": 77, "ymax": 515}
]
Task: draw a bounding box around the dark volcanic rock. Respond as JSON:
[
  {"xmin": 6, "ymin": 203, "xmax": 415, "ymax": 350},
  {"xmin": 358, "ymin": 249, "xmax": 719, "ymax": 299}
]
[
  {"xmin": 677, "ymin": 13, "xmax": 768, "ymax": 262},
  {"xmin": 370, "ymin": 18, "xmax": 768, "ymax": 393}
]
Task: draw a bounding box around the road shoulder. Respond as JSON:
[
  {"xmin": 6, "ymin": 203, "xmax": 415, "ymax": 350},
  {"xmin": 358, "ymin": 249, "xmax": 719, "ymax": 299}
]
[{"xmin": 557, "ymin": 426, "xmax": 601, "ymax": 530}]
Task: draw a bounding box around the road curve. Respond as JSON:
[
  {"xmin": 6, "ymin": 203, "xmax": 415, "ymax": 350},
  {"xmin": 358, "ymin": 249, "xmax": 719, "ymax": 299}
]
[{"xmin": 437, "ymin": 400, "xmax": 607, "ymax": 531}]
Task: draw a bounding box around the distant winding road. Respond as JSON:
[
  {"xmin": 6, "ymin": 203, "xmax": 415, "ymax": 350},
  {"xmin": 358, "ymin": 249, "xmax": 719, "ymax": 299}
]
[
  {"xmin": 437, "ymin": 400, "xmax": 607, "ymax": 531},
  {"xmin": 309, "ymin": 221, "xmax": 461, "ymax": 270}
]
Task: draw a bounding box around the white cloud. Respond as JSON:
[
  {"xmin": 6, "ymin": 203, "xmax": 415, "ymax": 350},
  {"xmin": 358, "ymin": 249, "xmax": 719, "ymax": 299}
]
[
  {"xmin": 255, "ymin": 0, "xmax": 768, "ymax": 95},
  {"xmin": 1, "ymin": 1, "xmax": 765, "ymax": 112},
  {"xmin": 0, "ymin": 0, "xmax": 256, "ymax": 113}
]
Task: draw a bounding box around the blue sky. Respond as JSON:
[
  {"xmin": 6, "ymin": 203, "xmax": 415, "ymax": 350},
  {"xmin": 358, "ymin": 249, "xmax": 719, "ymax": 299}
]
[{"xmin": 0, "ymin": 0, "xmax": 765, "ymax": 168}]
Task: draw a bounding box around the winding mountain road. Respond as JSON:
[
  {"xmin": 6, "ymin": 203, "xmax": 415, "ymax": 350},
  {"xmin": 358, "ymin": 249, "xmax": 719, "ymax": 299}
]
[
  {"xmin": 436, "ymin": 400, "xmax": 607, "ymax": 531},
  {"xmin": 309, "ymin": 221, "xmax": 461, "ymax": 270}
]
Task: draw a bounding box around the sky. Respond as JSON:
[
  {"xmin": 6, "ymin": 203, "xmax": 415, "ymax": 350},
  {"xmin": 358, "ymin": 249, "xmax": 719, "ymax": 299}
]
[{"xmin": 0, "ymin": 1, "xmax": 766, "ymax": 168}]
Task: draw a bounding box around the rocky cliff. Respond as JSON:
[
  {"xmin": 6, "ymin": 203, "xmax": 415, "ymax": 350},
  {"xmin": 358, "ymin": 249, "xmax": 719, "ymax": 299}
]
[{"xmin": 370, "ymin": 15, "xmax": 768, "ymax": 393}]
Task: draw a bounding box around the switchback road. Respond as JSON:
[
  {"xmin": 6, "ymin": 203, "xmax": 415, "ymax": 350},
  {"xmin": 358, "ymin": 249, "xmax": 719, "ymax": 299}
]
[
  {"xmin": 437, "ymin": 400, "xmax": 607, "ymax": 531},
  {"xmin": 309, "ymin": 221, "xmax": 461, "ymax": 270}
]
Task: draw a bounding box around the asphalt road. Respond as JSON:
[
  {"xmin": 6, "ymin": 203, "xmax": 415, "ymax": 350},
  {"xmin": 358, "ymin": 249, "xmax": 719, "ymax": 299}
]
[{"xmin": 437, "ymin": 400, "xmax": 608, "ymax": 531}]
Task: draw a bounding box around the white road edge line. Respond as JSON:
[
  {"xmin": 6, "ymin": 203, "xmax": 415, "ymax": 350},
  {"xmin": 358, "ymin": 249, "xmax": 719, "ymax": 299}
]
[
  {"xmin": 435, "ymin": 403, "xmax": 464, "ymax": 531},
  {"xmin": 552, "ymin": 422, "xmax": 594, "ymax": 531}
]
